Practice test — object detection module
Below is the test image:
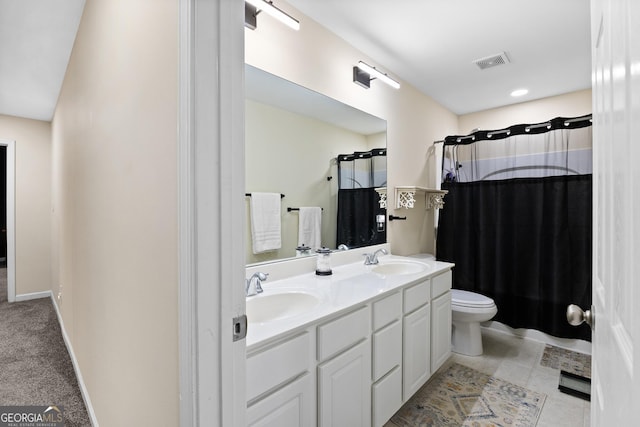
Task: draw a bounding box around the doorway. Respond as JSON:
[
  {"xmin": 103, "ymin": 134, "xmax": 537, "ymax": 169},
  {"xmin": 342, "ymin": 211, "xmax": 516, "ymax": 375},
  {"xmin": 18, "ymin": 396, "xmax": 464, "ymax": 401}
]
[{"xmin": 0, "ymin": 140, "xmax": 15, "ymax": 303}]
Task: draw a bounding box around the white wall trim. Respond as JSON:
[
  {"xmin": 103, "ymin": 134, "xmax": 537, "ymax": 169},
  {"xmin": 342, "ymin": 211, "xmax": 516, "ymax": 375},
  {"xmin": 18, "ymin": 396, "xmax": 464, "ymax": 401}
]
[
  {"xmin": 178, "ymin": 1, "xmax": 246, "ymax": 426},
  {"xmin": 0, "ymin": 139, "xmax": 16, "ymax": 303},
  {"xmin": 14, "ymin": 290, "xmax": 51, "ymax": 302},
  {"xmin": 483, "ymin": 320, "xmax": 592, "ymax": 355},
  {"xmin": 49, "ymin": 294, "xmax": 99, "ymax": 426},
  {"xmin": 178, "ymin": 0, "xmax": 196, "ymax": 424}
]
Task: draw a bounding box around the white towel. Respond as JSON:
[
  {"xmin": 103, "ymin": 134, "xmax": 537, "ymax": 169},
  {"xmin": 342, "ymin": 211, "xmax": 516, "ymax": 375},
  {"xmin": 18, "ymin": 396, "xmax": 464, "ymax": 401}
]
[
  {"xmin": 250, "ymin": 193, "xmax": 282, "ymax": 254},
  {"xmin": 298, "ymin": 207, "xmax": 322, "ymax": 250}
]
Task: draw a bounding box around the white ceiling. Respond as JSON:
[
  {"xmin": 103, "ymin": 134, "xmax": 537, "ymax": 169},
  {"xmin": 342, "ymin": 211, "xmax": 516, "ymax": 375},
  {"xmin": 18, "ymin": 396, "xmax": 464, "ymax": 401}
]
[
  {"xmin": 286, "ymin": 0, "xmax": 592, "ymax": 115},
  {"xmin": 0, "ymin": 0, "xmax": 591, "ymax": 122},
  {"xmin": 0, "ymin": 0, "xmax": 85, "ymax": 122}
]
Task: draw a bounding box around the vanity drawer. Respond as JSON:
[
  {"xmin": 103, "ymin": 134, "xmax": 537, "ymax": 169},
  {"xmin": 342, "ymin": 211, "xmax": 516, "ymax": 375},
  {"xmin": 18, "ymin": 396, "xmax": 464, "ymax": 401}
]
[
  {"xmin": 317, "ymin": 306, "xmax": 370, "ymax": 362},
  {"xmin": 373, "ymin": 292, "xmax": 402, "ymax": 331},
  {"xmin": 247, "ymin": 332, "xmax": 312, "ymax": 403},
  {"xmin": 403, "ymin": 280, "xmax": 430, "ymax": 314},
  {"xmin": 432, "ymin": 270, "xmax": 452, "ymax": 299}
]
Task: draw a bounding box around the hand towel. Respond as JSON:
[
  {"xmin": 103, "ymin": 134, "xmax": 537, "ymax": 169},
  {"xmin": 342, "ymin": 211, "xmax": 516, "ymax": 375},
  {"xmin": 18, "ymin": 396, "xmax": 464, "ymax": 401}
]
[
  {"xmin": 298, "ymin": 207, "xmax": 322, "ymax": 250},
  {"xmin": 250, "ymin": 192, "xmax": 282, "ymax": 254}
]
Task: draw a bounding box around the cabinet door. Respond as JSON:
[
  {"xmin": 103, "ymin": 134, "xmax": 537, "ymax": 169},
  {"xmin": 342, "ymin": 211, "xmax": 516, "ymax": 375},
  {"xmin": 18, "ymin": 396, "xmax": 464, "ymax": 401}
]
[
  {"xmin": 247, "ymin": 373, "xmax": 314, "ymax": 427},
  {"xmin": 372, "ymin": 366, "xmax": 402, "ymax": 427},
  {"xmin": 318, "ymin": 339, "xmax": 371, "ymax": 427},
  {"xmin": 403, "ymin": 304, "xmax": 431, "ymax": 400},
  {"xmin": 431, "ymin": 291, "xmax": 452, "ymax": 373},
  {"xmin": 373, "ymin": 320, "xmax": 402, "ymax": 381}
]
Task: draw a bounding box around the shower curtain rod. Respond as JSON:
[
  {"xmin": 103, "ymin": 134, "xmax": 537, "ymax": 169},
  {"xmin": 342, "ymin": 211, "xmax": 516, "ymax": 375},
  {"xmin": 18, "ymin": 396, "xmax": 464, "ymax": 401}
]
[{"xmin": 433, "ymin": 114, "xmax": 592, "ymax": 146}]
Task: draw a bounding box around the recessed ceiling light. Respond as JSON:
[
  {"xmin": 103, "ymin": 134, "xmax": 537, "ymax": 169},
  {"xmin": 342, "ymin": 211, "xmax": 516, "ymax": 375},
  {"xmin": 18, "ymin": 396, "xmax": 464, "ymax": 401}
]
[{"xmin": 511, "ymin": 88, "xmax": 529, "ymax": 97}]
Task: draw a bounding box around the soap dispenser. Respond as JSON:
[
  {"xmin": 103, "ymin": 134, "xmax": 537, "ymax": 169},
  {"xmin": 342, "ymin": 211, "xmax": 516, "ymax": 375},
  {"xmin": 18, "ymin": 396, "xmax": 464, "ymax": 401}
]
[
  {"xmin": 315, "ymin": 247, "xmax": 333, "ymax": 276},
  {"xmin": 296, "ymin": 243, "xmax": 312, "ymax": 257}
]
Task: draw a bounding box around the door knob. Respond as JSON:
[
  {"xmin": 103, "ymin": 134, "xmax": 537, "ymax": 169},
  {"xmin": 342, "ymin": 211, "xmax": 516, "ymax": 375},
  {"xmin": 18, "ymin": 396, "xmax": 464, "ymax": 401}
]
[{"xmin": 566, "ymin": 304, "xmax": 594, "ymax": 330}]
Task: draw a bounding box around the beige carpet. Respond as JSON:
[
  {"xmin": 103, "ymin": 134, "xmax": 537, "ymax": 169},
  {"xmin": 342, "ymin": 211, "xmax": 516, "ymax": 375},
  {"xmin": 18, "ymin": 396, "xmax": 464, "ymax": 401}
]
[
  {"xmin": 0, "ymin": 268, "xmax": 91, "ymax": 426},
  {"xmin": 391, "ymin": 363, "xmax": 546, "ymax": 427}
]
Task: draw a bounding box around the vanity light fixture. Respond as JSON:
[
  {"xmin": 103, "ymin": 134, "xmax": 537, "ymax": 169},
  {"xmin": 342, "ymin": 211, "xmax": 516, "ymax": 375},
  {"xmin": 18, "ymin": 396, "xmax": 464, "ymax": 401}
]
[
  {"xmin": 353, "ymin": 61, "xmax": 400, "ymax": 89},
  {"xmin": 245, "ymin": 0, "xmax": 300, "ymax": 31}
]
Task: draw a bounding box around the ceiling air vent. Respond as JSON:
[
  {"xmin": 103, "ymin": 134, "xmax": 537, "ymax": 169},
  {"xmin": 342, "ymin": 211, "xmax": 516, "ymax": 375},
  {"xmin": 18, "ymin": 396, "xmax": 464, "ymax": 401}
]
[{"xmin": 473, "ymin": 52, "xmax": 510, "ymax": 70}]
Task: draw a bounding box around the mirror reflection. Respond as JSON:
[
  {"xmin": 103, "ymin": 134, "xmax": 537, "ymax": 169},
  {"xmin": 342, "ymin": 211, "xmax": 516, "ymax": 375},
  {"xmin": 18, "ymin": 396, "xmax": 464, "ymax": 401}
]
[{"xmin": 245, "ymin": 64, "xmax": 387, "ymax": 265}]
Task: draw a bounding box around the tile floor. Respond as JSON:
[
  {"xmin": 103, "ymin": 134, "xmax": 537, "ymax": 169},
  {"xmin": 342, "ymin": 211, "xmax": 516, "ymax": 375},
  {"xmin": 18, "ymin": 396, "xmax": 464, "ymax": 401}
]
[{"xmin": 385, "ymin": 328, "xmax": 591, "ymax": 427}]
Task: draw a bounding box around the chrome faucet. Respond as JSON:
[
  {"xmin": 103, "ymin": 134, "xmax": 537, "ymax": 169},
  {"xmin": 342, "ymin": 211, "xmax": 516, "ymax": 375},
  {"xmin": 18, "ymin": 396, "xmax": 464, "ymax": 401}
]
[
  {"xmin": 246, "ymin": 272, "xmax": 268, "ymax": 296},
  {"xmin": 363, "ymin": 248, "xmax": 388, "ymax": 265}
]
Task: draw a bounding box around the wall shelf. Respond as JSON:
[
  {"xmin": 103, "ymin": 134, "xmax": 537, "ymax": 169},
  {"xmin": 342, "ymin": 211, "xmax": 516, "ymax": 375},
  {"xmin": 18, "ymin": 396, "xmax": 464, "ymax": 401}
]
[
  {"xmin": 375, "ymin": 186, "xmax": 447, "ymax": 210},
  {"xmin": 374, "ymin": 187, "xmax": 388, "ymax": 209},
  {"xmin": 394, "ymin": 186, "xmax": 448, "ymax": 210}
]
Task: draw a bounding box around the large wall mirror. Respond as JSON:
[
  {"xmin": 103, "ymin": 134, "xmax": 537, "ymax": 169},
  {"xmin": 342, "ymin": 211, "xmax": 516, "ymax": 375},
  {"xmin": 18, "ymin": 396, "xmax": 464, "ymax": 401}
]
[{"xmin": 245, "ymin": 64, "xmax": 387, "ymax": 265}]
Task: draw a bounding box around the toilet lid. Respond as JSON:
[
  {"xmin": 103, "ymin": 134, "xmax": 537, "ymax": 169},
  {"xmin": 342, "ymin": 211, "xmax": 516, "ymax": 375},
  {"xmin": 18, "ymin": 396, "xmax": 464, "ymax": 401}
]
[{"xmin": 451, "ymin": 289, "xmax": 495, "ymax": 308}]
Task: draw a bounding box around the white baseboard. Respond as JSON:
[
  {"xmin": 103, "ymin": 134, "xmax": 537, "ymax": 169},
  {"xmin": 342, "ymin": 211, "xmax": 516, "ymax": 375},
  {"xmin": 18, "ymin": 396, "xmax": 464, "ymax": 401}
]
[
  {"xmin": 15, "ymin": 290, "xmax": 51, "ymax": 302},
  {"xmin": 483, "ymin": 320, "xmax": 592, "ymax": 355},
  {"xmin": 50, "ymin": 294, "xmax": 99, "ymax": 426}
]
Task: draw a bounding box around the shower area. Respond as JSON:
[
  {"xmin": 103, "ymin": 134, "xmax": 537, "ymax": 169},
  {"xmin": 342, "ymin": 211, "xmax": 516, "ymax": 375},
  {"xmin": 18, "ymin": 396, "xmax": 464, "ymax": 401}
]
[
  {"xmin": 436, "ymin": 115, "xmax": 593, "ymax": 341},
  {"xmin": 336, "ymin": 148, "xmax": 387, "ymax": 249}
]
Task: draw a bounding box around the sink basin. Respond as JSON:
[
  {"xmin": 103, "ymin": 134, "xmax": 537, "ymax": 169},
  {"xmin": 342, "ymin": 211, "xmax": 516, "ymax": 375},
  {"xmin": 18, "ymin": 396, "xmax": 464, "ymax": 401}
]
[
  {"xmin": 246, "ymin": 291, "xmax": 320, "ymax": 324},
  {"xmin": 371, "ymin": 260, "xmax": 428, "ymax": 275}
]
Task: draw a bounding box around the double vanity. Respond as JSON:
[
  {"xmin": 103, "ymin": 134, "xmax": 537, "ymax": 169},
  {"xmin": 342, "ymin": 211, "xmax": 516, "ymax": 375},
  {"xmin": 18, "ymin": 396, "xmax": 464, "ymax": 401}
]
[{"xmin": 245, "ymin": 245, "xmax": 454, "ymax": 427}]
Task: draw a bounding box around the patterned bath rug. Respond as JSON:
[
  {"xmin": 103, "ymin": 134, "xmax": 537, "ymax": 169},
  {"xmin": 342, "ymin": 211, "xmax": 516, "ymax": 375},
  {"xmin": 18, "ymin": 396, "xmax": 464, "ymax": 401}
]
[
  {"xmin": 540, "ymin": 345, "xmax": 591, "ymax": 379},
  {"xmin": 391, "ymin": 363, "xmax": 546, "ymax": 427}
]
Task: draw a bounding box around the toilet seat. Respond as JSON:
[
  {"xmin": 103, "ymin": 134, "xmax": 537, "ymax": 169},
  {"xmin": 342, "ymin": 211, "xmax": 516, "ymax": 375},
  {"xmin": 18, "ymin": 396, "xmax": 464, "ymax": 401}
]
[{"xmin": 451, "ymin": 289, "xmax": 495, "ymax": 308}]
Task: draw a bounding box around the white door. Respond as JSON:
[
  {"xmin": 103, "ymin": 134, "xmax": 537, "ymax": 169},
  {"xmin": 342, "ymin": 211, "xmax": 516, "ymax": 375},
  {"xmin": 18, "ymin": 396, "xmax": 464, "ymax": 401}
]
[{"xmin": 589, "ymin": 0, "xmax": 640, "ymax": 424}]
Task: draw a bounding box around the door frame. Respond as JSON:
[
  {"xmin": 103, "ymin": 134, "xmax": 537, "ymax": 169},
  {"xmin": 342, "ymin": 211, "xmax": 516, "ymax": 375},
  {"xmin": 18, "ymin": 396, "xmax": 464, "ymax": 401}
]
[
  {"xmin": 0, "ymin": 139, "xmax": 16, "ymax": 303},
  {"xmin": 178, "ymin": 1, "xmax": 246, "ymax": 425}
]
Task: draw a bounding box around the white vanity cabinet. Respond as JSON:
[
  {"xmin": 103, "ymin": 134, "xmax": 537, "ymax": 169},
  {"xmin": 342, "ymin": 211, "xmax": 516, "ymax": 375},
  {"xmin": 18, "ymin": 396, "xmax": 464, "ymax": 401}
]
[
  {"xmin": 245, "ymin": 257, "xmax": 455, "ymax": 427},
  {"xmin": 402, "ymin": 280, "xmax": 431, "ymax": 400},
  {"xmin": 246, "ymin": 332, "xmax": 315, "ymax": 427},
  {"xmin": 371, "ymin": 292, "xmax": 403, "ymax": 427},
  {"xmin": 430, "ymin": 270, "xmax": 452, "ymax": 373},
  {"xmin": 317, "ymin": 306, "xmax": 371, "ymax": 427}
]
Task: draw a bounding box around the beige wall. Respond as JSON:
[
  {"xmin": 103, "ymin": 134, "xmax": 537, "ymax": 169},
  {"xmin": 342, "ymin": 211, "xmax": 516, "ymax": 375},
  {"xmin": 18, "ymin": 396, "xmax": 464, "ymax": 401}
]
[
  {"xmin": 458, "ymin": 89, "xmax": 592, "ymax": 133},
  {"xmin": 0, "ymin": 114, "xmax": 52, "ymax": 296},
  {"xmin": 50, "ymin": 0, "xmax": 179, "ymax": 425},
  {"xmin": 246, "ymin": 1, "xmax": 459, "ymax": 256}
]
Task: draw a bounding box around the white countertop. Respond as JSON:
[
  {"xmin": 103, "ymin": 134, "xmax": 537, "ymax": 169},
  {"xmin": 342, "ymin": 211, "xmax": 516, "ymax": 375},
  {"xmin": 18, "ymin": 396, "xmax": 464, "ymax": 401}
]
[{"xmin": 246, "ymin": 254, "xmax": 454, "ymax": 350}]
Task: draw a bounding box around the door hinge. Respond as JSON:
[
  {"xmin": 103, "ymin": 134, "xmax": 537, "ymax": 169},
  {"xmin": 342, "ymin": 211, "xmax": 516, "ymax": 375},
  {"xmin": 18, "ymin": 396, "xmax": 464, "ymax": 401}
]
[{"xmin": 232, "ymin": 314, "xmax": 248, "ymax": 341}]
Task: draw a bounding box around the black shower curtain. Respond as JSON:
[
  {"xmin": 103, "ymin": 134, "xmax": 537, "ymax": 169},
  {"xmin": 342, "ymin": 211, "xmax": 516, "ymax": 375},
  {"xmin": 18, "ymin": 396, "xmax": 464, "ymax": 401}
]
[
  {"xmin": 336, "ymin": 188, "xmax": 386, "ymax": 248},
  {"xmin": 336, "ymin": 148, "xmax": 386, "ymax": 249},
  {"xmin": 436, "ymin": 116, "xmax": 593, "ymax": 341},
  {"xmin": 437, "ymin": 176, "xmax": 592, "ymax": 340}
]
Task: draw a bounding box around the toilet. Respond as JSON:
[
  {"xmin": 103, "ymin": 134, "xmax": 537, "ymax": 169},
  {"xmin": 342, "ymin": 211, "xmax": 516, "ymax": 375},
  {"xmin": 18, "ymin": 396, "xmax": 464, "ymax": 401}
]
[{"xmin": 451, "ymin": 289, "xmax": 497, "ymax": 356}]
